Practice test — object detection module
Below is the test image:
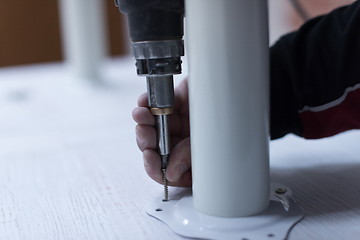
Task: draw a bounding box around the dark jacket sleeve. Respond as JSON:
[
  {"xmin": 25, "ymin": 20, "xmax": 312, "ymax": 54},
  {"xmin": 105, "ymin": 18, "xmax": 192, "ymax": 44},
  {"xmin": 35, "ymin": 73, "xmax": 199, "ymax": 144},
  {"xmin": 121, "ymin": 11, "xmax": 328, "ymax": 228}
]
[{"xmin": 270, "ymin": 1, "xmax": 360, "ymax": 140}]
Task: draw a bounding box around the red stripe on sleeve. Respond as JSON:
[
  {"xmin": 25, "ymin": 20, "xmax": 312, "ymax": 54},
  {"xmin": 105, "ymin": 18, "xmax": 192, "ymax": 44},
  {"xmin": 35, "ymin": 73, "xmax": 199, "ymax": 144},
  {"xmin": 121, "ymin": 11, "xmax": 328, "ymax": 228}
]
[{"xmin": 300, "ymin": 88, "xmax": 360, "ymax": 139}]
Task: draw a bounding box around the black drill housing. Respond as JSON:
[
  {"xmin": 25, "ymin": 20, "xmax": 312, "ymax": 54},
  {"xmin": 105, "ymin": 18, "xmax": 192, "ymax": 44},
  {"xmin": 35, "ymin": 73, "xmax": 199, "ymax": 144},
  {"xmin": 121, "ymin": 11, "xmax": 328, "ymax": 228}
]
[{"xmin": 116, "ymin": 0, "xmax": 185, "ymax": 42}]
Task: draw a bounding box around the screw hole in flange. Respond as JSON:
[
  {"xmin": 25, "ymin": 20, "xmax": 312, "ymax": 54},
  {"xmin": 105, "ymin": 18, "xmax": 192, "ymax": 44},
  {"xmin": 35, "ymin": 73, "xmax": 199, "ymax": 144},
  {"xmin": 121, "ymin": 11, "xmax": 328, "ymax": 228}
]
[
  {"xmin": 155, "ymin": 208, "xmax": 163, "ymax": 212},
  {"xmin": 268, "ymin": 233, "xmax": 275, "ymax": 238}
]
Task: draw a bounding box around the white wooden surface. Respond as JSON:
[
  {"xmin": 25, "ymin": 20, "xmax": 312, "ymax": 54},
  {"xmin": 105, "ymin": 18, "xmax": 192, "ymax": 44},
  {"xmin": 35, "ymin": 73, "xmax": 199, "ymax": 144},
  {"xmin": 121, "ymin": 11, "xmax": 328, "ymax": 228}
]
[{"xmin": 0, "ymin": 58, "xmax": 359, "ymax": 240}]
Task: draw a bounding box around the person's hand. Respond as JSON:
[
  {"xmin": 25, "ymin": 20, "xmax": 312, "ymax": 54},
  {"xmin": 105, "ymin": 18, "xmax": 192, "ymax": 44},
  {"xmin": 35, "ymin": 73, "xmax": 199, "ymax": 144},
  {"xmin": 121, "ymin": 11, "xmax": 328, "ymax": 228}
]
[{"xmin": 132, "ymin": 79, "xmax": 192, "ymax": 187}]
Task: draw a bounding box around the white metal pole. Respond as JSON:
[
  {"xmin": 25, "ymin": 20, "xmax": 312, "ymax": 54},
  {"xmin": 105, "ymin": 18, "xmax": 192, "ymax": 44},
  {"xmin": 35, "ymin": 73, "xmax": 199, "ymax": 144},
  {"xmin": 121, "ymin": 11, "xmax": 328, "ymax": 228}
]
[
  {"xmin": 186, "ymin": 0, "xmax": 270, "ymax": 217},
  {"xmin": 58, "ymin": 0, "xmax": 107, "ymax": 82}
]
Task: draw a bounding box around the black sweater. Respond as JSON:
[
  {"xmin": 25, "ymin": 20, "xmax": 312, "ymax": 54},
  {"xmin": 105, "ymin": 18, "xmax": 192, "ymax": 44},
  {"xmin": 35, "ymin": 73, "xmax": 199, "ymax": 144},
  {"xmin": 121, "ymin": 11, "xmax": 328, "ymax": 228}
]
[{"xmin": 270, "ymin": 0, "xmax": 360, "ymax": 139}]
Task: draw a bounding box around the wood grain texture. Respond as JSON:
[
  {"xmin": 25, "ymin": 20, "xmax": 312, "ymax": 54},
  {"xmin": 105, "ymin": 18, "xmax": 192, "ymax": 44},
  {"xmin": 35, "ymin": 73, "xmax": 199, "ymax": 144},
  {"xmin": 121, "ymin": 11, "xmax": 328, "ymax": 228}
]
[
  {"xmin": 0, "ymin": 60, "xmax": 181, "ymax": 240},
  {"xmin": 0, "ymin": 59, "xmax": 359, "ymax": 240},
  {"xmin": 271, "ymin": 133, "xmax": 360, "ymax": 240}
]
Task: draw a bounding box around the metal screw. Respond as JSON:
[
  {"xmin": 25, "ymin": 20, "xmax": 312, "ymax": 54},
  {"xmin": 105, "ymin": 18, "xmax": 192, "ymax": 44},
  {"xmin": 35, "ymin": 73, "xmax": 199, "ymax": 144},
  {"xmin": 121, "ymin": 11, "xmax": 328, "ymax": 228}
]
[
  {"xmin": 275, "ymin": 188, "xmax": 287, "ymax": 194},
  {"xmin": 162, "ymin": 169, "xmax": 169, "ymax": 202}
]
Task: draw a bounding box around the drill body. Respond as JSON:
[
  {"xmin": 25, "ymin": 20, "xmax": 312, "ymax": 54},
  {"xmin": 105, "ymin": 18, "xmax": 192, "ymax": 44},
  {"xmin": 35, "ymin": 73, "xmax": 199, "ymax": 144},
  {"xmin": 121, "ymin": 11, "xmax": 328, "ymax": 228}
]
[{"xmin": 115, "ymin": 0, "xmax": 185, "ymax": 201}]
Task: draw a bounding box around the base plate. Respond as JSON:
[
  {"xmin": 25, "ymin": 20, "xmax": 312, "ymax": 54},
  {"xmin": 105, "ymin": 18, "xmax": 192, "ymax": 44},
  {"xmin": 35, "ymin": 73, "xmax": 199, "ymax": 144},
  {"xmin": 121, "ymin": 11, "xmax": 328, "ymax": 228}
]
[{"xmin": 146, "ymin": 183, "xmax": 304, "ymax": 240}]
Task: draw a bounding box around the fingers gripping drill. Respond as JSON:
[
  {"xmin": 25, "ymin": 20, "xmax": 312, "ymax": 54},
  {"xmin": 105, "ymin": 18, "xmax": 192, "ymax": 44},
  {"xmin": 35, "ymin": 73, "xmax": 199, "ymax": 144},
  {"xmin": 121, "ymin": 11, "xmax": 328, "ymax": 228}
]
[{"xmin": 115, "ymin": 0, "xmax": 185, "ymax": 201}]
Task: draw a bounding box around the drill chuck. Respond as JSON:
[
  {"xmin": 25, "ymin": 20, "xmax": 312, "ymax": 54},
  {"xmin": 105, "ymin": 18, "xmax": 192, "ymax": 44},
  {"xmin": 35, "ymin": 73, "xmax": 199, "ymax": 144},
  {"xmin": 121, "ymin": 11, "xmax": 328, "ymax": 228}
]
[{"xmin": 134, "ymin": 40, "xmax": 184, "ymax": 77}]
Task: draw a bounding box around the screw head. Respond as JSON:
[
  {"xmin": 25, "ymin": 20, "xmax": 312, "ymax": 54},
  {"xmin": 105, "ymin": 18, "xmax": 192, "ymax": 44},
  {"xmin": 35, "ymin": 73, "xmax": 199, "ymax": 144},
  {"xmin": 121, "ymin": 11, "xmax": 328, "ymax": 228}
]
[{"xmin": 275, "ymin": 188, "xmax": 287, "ymax": 194}]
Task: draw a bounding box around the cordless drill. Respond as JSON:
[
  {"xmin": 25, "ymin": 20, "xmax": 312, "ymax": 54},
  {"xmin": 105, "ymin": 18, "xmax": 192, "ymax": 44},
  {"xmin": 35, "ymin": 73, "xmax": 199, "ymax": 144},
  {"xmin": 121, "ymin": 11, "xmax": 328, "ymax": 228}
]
[{"xmin": 115, "ymin": 0, "xmax": 185, "ymax": 201}]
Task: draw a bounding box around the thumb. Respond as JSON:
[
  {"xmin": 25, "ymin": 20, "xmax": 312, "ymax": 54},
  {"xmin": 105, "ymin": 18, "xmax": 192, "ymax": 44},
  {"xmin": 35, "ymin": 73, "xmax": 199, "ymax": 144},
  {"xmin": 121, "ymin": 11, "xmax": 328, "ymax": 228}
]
[{"xmin": 166, "ymin": 137, "xmax": 191, "ymax": 183}]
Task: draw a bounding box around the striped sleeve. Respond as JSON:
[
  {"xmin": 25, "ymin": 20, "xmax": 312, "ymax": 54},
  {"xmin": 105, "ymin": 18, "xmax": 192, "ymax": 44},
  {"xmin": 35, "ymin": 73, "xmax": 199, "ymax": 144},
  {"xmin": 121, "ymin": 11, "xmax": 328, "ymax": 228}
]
[{"xmin": 270, "ymin": 1, "xmax": 360, "ymax": 140}]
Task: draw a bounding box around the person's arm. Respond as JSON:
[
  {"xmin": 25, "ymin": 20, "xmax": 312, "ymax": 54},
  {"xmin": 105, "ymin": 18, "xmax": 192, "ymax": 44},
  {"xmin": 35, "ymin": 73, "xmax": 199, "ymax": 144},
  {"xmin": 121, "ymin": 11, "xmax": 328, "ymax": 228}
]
[
  {"xmin": 270, "ymin": 1, "xmax": 360, "ymax": 139},
  {"xmin": 133, "ymin": 1, "xmax": 360, "ymax": 187}
]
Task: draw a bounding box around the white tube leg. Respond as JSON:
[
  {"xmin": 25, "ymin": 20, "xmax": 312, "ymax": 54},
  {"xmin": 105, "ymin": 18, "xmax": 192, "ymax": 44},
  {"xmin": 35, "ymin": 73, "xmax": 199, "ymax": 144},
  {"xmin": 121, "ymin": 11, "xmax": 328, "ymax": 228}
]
[
  {"xmin": 186, "ymin": 0, "xmax": 270, "ymax": 217},
  {"xmin": 58, "ymin": 0, "xmax": 107, "ymax": 82}
]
